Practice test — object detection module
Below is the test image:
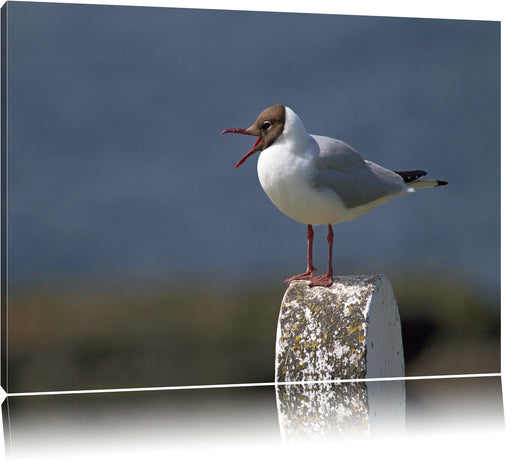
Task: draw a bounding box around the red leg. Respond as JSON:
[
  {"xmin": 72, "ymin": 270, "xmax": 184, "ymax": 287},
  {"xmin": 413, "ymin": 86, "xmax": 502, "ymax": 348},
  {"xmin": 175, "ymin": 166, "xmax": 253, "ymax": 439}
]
[
  {"xmin": 284, "ymin": 224, "xmax": 317, "ymax": 283},
  {"xmin": 309, "ymin": 224, "xmax": 334, "ymax": 287}
]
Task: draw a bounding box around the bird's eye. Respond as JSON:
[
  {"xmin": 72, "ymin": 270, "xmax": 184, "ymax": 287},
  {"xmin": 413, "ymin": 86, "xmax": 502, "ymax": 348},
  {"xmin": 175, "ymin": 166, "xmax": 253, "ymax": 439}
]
[{"xmin": 262, "ymin": 121, "xmax": 272, "ymax": 130}]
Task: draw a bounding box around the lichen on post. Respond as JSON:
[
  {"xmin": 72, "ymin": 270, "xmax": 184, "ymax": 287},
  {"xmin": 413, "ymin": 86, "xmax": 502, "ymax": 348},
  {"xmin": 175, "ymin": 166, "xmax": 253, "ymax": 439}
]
[{"xmin": 275, "ymin": 274, "xmax": 405, "ymax": 439}]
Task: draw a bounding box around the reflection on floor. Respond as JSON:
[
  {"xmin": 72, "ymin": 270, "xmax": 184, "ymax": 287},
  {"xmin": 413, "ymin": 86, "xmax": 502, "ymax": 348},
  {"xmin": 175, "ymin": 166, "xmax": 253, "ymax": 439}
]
[{"xmin": 1, "ymin": 376, "xmax": 504, "ymax": 460}]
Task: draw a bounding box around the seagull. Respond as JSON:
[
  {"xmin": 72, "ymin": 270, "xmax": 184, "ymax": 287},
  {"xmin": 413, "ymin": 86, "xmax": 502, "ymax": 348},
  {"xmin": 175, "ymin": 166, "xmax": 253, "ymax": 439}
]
[{"xmin": 221, "ymin": 104, "xmax": 447, "ymax": 288}]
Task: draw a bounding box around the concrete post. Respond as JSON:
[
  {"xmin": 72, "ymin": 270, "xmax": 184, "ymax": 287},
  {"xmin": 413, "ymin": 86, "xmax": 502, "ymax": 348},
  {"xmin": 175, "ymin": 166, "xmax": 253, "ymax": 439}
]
[{"xmin": 275, "ymin": 275, "xmax": 405, "ymax": 440}]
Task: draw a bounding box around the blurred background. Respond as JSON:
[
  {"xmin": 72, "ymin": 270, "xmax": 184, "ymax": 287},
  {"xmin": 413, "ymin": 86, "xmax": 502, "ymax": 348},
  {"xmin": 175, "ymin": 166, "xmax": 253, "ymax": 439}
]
[{"xmin": 5, "ymin": 2, "xmax": 500, "ymax": 392}]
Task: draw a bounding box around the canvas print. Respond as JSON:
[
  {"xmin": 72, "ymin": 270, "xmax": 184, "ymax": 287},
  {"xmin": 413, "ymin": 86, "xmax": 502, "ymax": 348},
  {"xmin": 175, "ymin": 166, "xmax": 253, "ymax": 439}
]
[{"xmin": 0, "ymin": 1, "xmax": 500, "ymax": 398}]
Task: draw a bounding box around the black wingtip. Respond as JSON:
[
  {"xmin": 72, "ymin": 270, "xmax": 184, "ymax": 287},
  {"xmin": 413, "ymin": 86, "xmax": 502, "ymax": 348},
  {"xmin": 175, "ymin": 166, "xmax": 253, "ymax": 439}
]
[
  {"xmin": 437, "ymin": 180, "xmax": 448, "ymax": 186},
  {"xmin": 394, "ymin": 170, "xmax": 428, "ymax": 183}
]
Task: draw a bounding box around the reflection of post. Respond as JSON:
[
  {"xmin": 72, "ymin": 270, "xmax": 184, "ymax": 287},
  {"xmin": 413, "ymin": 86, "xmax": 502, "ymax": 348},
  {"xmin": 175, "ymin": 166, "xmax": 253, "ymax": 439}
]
[
  {"xmin": 275, "ymin": 275, "xmax": 405, "ymax": 440},
  {"xmin": 276, "ymin": 381, "xmax": 371, "ymax": 439}
]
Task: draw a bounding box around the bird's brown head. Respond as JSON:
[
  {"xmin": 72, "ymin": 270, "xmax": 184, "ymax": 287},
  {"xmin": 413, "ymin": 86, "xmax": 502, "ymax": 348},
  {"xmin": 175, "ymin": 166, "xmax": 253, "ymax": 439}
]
[{"xmin": 221, "ymin": 104, "xmax": 286, "ymax": 168}]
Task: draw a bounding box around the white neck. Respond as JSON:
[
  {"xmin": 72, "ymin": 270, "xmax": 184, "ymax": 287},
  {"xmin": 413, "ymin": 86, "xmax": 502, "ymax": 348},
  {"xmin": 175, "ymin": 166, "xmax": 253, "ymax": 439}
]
[{"xmin": 275, "ymin": 107, "xmax": 310, "ymax": 150}]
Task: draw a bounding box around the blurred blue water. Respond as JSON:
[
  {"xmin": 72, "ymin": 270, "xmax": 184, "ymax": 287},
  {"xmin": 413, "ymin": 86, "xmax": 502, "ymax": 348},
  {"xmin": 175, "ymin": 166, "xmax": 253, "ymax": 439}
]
[{"xmin": 7, "ymin": 3, "xmax": 500, "ymax": 297}]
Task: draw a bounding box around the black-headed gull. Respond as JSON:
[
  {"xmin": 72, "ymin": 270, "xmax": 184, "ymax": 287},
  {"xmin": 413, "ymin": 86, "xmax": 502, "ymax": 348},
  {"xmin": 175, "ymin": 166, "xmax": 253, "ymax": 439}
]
[{"xmin": 222, "ymin": 104, "xmax": 447, "ymax": 287}]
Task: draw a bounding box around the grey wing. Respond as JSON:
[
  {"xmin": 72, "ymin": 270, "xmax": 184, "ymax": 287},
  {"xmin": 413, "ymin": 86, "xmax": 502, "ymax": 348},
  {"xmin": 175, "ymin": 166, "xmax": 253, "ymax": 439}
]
[
  {"xmin": 311, "ymin": 135, "xmax": 367, "ymax": 171},
  {"xmin": 310, "ymin": 135, "xmax": 410, "ymax": 208}
]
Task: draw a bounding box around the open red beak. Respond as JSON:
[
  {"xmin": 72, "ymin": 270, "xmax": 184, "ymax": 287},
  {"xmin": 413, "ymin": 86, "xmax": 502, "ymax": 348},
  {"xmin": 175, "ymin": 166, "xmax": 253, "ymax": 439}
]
[{"xmin": 221, "ymin": 128, "xmax": 262, "ymax": 169}]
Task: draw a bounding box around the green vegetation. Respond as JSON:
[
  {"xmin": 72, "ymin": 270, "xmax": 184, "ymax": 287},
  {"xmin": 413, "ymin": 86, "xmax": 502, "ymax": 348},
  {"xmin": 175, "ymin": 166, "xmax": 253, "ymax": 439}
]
[{"xmin": 8, "ymin": 274, "xmax": 499, "ymax": 393}]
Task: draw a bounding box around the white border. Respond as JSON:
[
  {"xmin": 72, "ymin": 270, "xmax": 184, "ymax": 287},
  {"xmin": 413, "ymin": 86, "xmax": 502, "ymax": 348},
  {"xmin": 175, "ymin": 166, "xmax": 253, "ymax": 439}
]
[{"xmin": 3, "ymin": 0, "xmax": 509, "ymax": 21}]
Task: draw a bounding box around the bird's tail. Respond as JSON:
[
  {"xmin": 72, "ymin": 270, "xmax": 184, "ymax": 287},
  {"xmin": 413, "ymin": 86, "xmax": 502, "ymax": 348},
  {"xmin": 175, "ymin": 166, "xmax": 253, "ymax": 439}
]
[
  {"xmin": 394, "ymin": 170, "xmax": 448, "ymax": 190},
  {"xmin": 407, "ymin": 179, "xmax": 448, "ymax": 190}
]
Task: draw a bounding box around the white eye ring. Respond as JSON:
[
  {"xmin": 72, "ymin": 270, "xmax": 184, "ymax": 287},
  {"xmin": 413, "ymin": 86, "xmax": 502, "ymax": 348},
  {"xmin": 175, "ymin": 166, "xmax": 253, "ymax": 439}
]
[{"xmin": 262, "ymin": 120, "xmax": 272, "ymax": 130}]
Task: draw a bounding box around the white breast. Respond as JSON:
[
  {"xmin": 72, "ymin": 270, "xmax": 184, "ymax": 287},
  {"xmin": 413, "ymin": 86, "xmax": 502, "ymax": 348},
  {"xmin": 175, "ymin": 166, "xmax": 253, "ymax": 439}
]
[{"xmin": 256, "ymin": 139, "xmax": 353, "ymax": 225}]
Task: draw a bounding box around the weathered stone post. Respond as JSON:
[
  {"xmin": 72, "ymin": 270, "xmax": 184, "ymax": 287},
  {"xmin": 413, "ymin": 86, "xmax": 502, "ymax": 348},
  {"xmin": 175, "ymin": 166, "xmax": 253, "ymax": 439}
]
[{"xmin": 275, "ymin": 275, "xmax": 405, "ymax": 440}]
